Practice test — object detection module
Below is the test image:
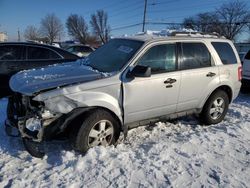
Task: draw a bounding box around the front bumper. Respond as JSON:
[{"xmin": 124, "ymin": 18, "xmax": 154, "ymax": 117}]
[
  {"xmin": 8, "ymin": 94, "xmax": 61, "ymax": 142},
  {"xmin": 17, "ymin": 111, "xmax": 60, "ymax": 142}
]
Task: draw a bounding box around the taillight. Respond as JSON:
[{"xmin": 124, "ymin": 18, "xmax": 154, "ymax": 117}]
[{"xmin": 238, "ymin": 66, "xmax": 242, "ymax": 81}]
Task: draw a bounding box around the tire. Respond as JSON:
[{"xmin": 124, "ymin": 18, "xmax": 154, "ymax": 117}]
[
  {"xmin": 200, "ymin": 90, "xmax": 229, "ymax": 125},
  {"xmin": 71, "ymin": 109, "xmax": 120, "ymax": 153},
  {"xmin": 7, "ymin": 96, "xmax": 19, "ymax": 126},
  {"xmin": 7, "ymin": 97, "xmax": 14, "ymax": 120}
]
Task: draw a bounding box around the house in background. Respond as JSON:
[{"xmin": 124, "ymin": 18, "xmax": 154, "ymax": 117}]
[{"xmin": 0, "ymin": 32, "xmax": 8, "ymax": 42}]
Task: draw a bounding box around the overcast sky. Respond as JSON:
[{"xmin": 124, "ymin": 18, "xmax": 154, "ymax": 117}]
[{"xmin": 1, "ymin": 0, "xmax": 250, "ymax": 41}]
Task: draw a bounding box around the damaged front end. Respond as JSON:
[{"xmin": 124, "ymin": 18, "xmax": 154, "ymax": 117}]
[
  {"xmin": 18, "ymin": 97, "xmax": 60, "ymax": 142},
  {"xmin": 7, "ymin": 94, "xmax": 61, "ymax": 157}
]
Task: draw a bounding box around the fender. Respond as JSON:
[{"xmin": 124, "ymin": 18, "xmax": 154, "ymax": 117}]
[
  {"xmin": 198, "ymin": 83, "xmax": 233, "ymax": 111},
  {"xmin": 41, "ymin": 91, "xmax": 123, "ymax": 124}
]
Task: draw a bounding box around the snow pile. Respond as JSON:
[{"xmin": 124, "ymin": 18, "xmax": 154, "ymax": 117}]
[
  {"xmin": 0, "ymin": 95, "xmax": 249, "ymax": 187},
  {"xmin": 136, "ymin": 28, "xmax": 197, "ymax": 37}
]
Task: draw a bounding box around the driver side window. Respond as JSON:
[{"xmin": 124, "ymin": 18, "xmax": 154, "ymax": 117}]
[{"xmin": 137, "ymin": 43, "xmax": 176, "ymax": 74}]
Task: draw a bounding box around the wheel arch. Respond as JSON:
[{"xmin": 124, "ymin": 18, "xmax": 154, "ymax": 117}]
[
  {"xmin": 199, "ymin": 85, "xmax": 233, "ymax": 111},
  {"xmin": 61, "ymin": 106, "xmax": 123, "ymax": 136}
]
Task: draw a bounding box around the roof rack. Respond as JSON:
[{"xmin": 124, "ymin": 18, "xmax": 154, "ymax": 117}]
[{"xmin": 170, "ymin": 31, "xmax": 224, "ymax": 38}]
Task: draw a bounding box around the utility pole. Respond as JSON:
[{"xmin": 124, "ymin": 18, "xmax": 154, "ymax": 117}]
[
  {"xmin": 142, "ymin": 0, "xmax": 148, "ymax": 32},
  {"xmin": 17, "ymin": 28, "xmax": 21, "ymax": 42}
]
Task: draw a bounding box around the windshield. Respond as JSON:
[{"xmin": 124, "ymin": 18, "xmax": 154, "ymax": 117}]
[{"xmin": 83, "ymin": 39, "xmax": 143, "ymax": 72}]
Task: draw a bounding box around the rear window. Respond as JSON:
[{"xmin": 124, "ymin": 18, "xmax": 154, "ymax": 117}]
[
  {"xmin": 212, "ymin": 42, "xmax": 237, "ymax": 64},
  {"xmin": 245, "ymin": 51, "xmax": 250, "ymax": 60}
]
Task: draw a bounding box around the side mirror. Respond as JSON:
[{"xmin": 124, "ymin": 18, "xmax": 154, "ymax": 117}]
[{"xmin": 129, "ymin": 65, "xmax": 151, "ymax": 78}]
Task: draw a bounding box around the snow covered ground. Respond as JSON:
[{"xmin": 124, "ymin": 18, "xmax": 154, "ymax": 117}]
[{"xmin": 0, "ymin": 95, "xmax": 249, "ymax": 187}]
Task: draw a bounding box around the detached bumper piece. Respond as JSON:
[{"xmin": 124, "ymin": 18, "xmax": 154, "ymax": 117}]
[
  {"xmin": 7, "ymin": 94, "xmax": 61, "ymax": 158},
  {"xmin": 17, "ymin": 111, "xmax": 59, "ymax": 158},
  {"xmin": 17, "ymin": 115, "xmax": 45, "ymax": 158}
]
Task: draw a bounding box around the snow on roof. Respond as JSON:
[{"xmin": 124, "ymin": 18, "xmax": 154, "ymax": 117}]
[
  {"xmin": 117, "ymin": 28, "xmax": 225, "ymax": 42},
  {"xmin": 136, "ymin": 28, "xmax": 196, "ymax": 37}
]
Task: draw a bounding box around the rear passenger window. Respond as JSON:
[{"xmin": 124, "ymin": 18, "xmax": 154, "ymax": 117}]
[
  {"xmin": 0, "ymin": 45, "xmax": 23, "ymax": 60},
  {"xmin": 212, "ymin": 42, "xmax": 237, "ymax": 64},
  {"xmin": 181, "ymin": 43, "xmax": 211, "ymax": 70},
  {"xmin": 27, "ymin": 46, "xmax": 61, "ymax": 60}
]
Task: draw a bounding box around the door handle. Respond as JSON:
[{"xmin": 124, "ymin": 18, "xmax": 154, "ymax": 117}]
[
  {"xmin": 164, "ymin": 78, "xmax": 177, "ymax": 84},
  {"xmin": 206, "ymin": 72, "xmax": 216, "ymax": 77},
  {"xmin": 165, "ymin": 85, "xmax": 173, "ymax": 88}
]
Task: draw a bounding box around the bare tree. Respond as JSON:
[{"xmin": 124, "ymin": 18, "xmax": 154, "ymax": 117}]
[
  {"xmin": 66, "ymin": 14, "xmax": 88, "ymax": 44},
  {"xmin": 90, "ymin": 10, "xmax": 110, "ymax": 44},
  {"xmin": 24, "ymin": 25, "xmax": 40, "ymax": 41},
  {"xmin": 40, "ymin": 13, "xmax": 64, "ymax": 44},
  {"xmin": 183, "ymin": 1, "xmax": 250, "ymax": 40},
  {"xmin": 216, "ymin": 1, "xmax": 250, "ymax": 40},
  {"xmin": 183, "ymin": 12, "xmax": 222, "ymax": 34}
]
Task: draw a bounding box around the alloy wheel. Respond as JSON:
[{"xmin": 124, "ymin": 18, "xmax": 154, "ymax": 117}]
[
  {"xmin": 88, "ymin": 120, "xmax": 114, "ymax": 147},
  {"xmin": 209, "ymin": 97, "xmax": 225, "ymax": 120}
]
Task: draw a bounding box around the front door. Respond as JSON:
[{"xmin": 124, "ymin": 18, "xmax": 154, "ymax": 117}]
[{"xmin": 123, "ymin": 43, "xmax": 181, "ymax": 124}]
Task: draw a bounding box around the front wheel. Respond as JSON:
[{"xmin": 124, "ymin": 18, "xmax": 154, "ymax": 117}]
[
  {"xmin": 200, "ymin": 90, "xmax": 229, "ymax": 125},
  {"xmin": 71, "ymin": 109, "xmax": 120, "ymax": 153}
]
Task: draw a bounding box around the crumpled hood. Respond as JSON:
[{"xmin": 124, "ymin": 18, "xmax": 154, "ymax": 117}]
[{"xmin": 9, "ymin": 61, "xmax": 104, "ymax": 96}]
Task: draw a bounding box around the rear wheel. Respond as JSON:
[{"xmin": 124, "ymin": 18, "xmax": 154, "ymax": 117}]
[
  {"xmin": 71, "ymin": 109, "xmax": 120, "ymax": 153},
  {"xmin": 200, "ymin": 90, "xmax": 229, "ymax": 125}
]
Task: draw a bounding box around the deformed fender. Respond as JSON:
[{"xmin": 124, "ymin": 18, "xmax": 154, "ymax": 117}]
[{"xmin": 40, "ymin": 91, "xmax": 123, "ymax": 124}]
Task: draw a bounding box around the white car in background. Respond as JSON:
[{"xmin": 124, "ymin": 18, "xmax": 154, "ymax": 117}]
[
  {"xmin": 66, "ymin": 44, "xmax": 95, "ymax": 57},
  {"xmin": 242, "ymin": 50, "xmax": 250, "ymax": 91}
]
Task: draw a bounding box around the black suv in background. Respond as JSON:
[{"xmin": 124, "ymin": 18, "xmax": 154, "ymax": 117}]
[{"xmin": 0, "ymin": 42, "xmax": 80, "ymax": 98}]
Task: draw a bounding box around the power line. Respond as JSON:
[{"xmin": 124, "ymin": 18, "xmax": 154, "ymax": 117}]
[
  {"xmin": 146, "ymin": 21, "xmax": 250, "ymax": 25},
  {"xmin": 109, "ymin": 4, "xmax": 144, "ymax": 18},
  {"xmin": 111, "ymin": 23, "xmax": 142, "ymax": 31},
  {"xmin": 110, "ymin": 21, "xmax": 250, "ymax": 32},
  {"xmin": 149, "ymin": 0, "xmax": 183, "ymax": 6},
  {"xmin": 107, "ymin": 1, "xmax": 144, "ymax": 16},
  {"xmin": 147, "ymin": 1, "xmax": 228, "ymax": 13},
  {"xmin": 110, "ymin": 12, "xmax": 143, "ymax": 24}
]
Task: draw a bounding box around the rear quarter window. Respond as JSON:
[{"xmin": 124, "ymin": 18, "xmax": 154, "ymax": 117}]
[{"xmin": 212, "ymin": 42, "xmax": 237, "ymax": 64}]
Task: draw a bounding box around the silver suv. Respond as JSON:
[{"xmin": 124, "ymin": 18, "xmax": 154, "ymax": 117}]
[{"xmin": 7, "ymin": 32, "xmax": 242, "ymax": 157}]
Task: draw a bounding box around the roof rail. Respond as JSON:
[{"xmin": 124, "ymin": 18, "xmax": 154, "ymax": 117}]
[{"xmin": 170, "ymin": 31, "xmax": 224, "ymax": 38}]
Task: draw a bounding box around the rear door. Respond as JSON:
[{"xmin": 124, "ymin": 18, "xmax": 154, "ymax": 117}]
[
  {"xmin": 177, "ymin": 42, "xmax": 220, "ymax": 111},
  {"xmin": 24, "ymin": 45, "xmax": 63, "ymax": 70}
]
